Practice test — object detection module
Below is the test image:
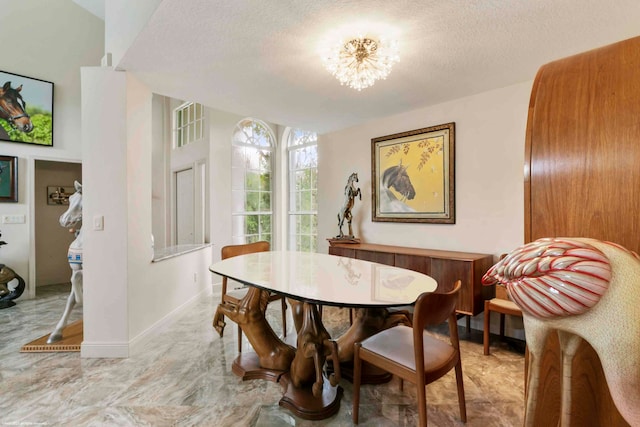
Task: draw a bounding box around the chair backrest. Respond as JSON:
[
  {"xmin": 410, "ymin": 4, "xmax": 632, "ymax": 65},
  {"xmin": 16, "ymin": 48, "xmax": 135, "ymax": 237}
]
[
  {"xmin": 494, "ymin": 253, "xmax": 511, "ymax": 301},
  {"xmin": 413, "ymin": 280, "xmax": 461, "ymax": 332},
  {"xmin": 220, "ymin": 241, "xmax": 270, "ymax": 293},
  {"xmin": 411, "ymin": 280, "xmax": 462, "ymax": 379},
  {"xmin": 221, "ymin": 241, "xmax": 270, "ymax": 260}
]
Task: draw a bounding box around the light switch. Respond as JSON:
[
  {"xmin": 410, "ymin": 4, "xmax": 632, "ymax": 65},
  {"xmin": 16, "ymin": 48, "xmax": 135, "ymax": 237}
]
[
  {"xmin": 93, "ymin": 215, "xmax": 104, "ymax": 231},
  {"xmin": 2, "ymin": 214, "xmax": 25, "ymax": 224}
]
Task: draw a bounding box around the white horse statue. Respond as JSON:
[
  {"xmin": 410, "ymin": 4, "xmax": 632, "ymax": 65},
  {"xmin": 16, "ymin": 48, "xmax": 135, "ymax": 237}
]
[{"xmin": 47, "ymin": 181, "xmax": 83, "ymax": 344}]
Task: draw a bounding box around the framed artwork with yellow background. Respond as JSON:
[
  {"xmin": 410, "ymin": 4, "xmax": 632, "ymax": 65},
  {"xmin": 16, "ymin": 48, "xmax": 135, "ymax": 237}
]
[{"xmin": 371, "ymin": 123, "xmax": 455, "ymax": 223}]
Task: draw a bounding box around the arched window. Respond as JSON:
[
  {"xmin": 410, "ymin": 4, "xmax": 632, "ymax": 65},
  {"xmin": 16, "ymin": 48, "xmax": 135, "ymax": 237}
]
[
  {"xmin": 231, "ymin": 119, "xmax": 274, "ymax": 244},
  {"xmin": 287, "ymin": 129, "xmax": 318, "ymax": 251}
]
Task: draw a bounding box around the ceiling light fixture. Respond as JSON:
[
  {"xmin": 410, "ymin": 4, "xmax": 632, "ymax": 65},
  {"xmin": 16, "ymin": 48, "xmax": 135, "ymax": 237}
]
[{"xmin": 322, "ymin": 36, "xmax": 399, "ymax": 91}]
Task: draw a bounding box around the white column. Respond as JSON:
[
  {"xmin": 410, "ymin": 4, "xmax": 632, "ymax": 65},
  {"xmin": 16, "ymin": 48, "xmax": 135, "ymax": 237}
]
[{"xmin": 80, "ymin": 67, "xmax": 129, "ymax": 357}]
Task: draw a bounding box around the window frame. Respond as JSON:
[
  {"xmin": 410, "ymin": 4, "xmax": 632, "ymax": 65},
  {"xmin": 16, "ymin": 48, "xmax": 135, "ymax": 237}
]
[
  {"xmin": 231, "ymin": 118, "xmax": 275, "ymax": 245},
  {"xmin": 173, "ymin": 101, "xmax": 204, "ymax": 148},
  {"xmin": 286, "ymin": 129, "xmax": 318, "ymax": 252}
]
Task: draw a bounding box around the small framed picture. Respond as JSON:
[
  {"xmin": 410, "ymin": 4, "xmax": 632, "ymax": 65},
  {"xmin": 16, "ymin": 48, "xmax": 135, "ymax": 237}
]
[
  {"xmin": 47, "ymin": 186, "xmax": 74, "ymax": 205},
  {"xmin": 0, "ymin": 156, "xmax": 18, "ymax": 202},
  {"xmin": 0, "ymin": 70, "xmax": 54, "ymax": 146}
]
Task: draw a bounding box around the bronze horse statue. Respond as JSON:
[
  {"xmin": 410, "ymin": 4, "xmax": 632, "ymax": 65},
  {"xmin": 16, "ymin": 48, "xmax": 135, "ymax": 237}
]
[
  {"xmin": 0, "ymin": 232, "xmax": 25, "ymax": 309},
  {"xmin": 337, "ymin": 172, "xmax": 361, "ymax": 238},
  {"xmin": 0, "ymin": 82, "xmax": 33, "ymax": 135}
]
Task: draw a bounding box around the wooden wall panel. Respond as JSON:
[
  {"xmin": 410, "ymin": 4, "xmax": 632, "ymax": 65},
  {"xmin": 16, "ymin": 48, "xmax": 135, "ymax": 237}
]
[
  {"xmin": 524, "ymin": 36, "xmax": 639, "ymax": 426},
  {"xmin": 526, "ymin": 36, "xmax": 640, "ymax": 253}
]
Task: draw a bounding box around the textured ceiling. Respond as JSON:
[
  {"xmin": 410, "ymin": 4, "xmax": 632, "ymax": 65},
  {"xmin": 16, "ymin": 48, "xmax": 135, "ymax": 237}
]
[{"xmin": 117, "ymin": 0, "xmax": 640, "ymax": 134}]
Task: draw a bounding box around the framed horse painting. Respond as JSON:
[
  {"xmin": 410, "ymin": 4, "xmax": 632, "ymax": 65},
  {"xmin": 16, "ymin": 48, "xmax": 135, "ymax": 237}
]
[
  {"xmin": 0, "ymin": 70, "xmax": 54, "ymax": 146},
  {"xmin": 371, "ymin": 122, "xmax": 455, "ymax": 223},
  {"xmin": 0, "ymin": 155, "xmax": 18, "ymax": 202}
]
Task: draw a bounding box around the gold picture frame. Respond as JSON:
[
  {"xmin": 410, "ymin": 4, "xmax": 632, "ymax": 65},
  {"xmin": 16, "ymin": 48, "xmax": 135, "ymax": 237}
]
[{"xmin": 371, "ymin": 122, "xmax": 455, "ymax": 223}]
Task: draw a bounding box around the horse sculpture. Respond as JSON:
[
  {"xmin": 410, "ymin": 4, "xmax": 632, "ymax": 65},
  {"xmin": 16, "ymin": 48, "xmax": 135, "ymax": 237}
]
[
  {"xmin": 0, "ymin": 231, "xmax": 25, "ymax": 309},
  {"xmin": 47, "ymin": 181, "xmax": 83, "ymax": 344},
  {"xmin": 379, "ymin": 161, "xmax": 416, "ymax": 213},
  {"xmin": 482, "ymin": 237, "xmax": 640, "ymax": 426},
  {"xmin": 0, "ymin": 81, "xmax": 33, "ymax": 134},
  {"xmin": 336, "ymin": 172, "xmax": 361, "ymax": 238}
]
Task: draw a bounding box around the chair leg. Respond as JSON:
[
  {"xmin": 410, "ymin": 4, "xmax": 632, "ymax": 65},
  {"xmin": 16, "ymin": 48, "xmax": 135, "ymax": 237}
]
[
  {"xmin": 349, "ymin": 308, "xmax": 353, "ymax": 325},
  {"xmin": 399, "ymin": 377, "xmax": 404, "ymax": 392},
  {"xmin": 483, "ymin": 301, "xmax": 491, "ymax": 355},
  {"xmin": 352, "ymin": 344, "xmax": 362, "ymax": 424},
  {"xmin": 454, "ymin": 359, "xmax": 467, "ymax": 423},
  {"xmin": 417, "ymin": 382, "xmax": 427, "ymax": 427},
  {"xmin": 237, "ymin": 323, "xmax": 242, "ymax": 353},
  {"xmin": 212, "ymin": 307, "xmax": 226, "ymax": 337},
  {"xmin": 281, "ymin": 298, "xmax": 287, "ymax": 337},
  {"xmin": 499, "ymin": 313, "xmax": 506, "ymax": 338}
]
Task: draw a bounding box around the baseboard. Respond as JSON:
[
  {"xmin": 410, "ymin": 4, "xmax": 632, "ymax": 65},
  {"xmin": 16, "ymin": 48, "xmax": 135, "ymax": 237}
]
[
  {"xmin": 81, "ymin": 341, "xmax": 129, "ymax": 358},
  {"xmin": 128, "ymin": 285, "xmax": 213, "ymax": 356},
  {"xmin": 211, "ymin": 281, "xmax": 221, "ymax": 294}
]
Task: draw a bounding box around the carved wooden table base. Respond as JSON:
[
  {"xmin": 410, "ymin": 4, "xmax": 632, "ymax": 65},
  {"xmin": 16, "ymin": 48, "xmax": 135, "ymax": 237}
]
[
  {"xmin": 279, "ymin": 372, "xmax": 343, "ymax": 420},
  {"xmin": 214, "ymin": 290, "xmax": 410, "ymax": 419}
]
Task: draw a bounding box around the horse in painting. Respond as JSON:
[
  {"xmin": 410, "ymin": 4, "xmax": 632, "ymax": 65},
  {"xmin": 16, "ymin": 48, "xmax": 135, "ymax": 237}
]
[
  {"xmin": 379, "ymin": 161, "xmax": 416, "ymax": 213},
  {"xmin": 0, "ymin": 81, "xmax": 32, "ymax": 134},
  {"xmin": 47, "ymin": 181, "xmax": 83, "ymax": 344}
]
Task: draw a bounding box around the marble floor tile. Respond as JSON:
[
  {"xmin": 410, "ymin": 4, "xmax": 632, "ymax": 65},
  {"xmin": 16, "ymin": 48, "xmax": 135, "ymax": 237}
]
[{"xmin": 0, "ymin": 283, "xmax": 525, "ymax": 426}]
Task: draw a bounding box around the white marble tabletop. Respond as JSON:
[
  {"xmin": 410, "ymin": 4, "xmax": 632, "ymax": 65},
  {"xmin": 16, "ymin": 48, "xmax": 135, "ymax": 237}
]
[{"xmin": 209, "ymin": 251, "xmax": 437, "ymax": 308}]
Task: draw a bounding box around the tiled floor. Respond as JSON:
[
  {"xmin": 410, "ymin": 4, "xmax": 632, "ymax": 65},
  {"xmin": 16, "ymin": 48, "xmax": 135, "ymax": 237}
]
[{"xmin": 1, "ymin": 284, "xmax": 525, "ymax": 426}]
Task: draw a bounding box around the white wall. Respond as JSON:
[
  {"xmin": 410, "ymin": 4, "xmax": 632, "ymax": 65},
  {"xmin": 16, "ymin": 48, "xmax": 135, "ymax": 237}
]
[
  {"xmin": 105, "ymin": 0, "xmax": 162, "ymax": 67},
  {"xmin": 317, "ymin": 81, "xmax": 532, "ymax": 338},
  {"xmin": 81, "ymin": 67, "xmax": 212, "ymax": 357},
  {"xmin": 81, "ymin": 67, "xmax": 128, "ymax": 356},
  {"xmin": 0, "ymin": 1, "xmax": 103, "ymax": 295},
  {"xmin": 125, "ymin": 74, "xmax": 212, "ymax": 343},
  {"xmin": 318, "ymin": 81, "xmax": 532, "ymax": 258},
  {"xmin": 209, "ymin": 109, "xmax": 242, "ymax": 263}
]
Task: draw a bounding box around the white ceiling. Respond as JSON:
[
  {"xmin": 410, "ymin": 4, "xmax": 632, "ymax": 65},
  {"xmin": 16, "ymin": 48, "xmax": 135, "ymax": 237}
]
[{"xmin": 116, "ymin": 0, "xmax": 640, "ymax": 134}]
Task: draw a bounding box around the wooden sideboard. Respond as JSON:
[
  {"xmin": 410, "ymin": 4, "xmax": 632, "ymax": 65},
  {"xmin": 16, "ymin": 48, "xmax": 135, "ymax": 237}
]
[{"xmin": 328, "ymin": 242, "xmax": 495, "ymax": 317}]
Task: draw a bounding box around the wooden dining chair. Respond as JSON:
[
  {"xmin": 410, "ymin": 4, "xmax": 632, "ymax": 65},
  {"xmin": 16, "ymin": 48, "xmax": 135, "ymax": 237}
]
[
  {"xmin": 215, "ymin": 241, "xmax": 287, "ymax": 352},
  {"xmin": 352, "ymin": 281, "xmax": 466, "ymax": 426},
  {"xmin": 483, "ymin": 254, "xmax": 523, "ymax": 355},
  {"xmin": 483, "ymin": 285, "xmax": 522, "ymax": 355}
]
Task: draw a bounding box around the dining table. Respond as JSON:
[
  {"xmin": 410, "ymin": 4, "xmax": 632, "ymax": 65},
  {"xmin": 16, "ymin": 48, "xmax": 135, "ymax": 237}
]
[{"xmin": 209, "ymin": 250, "xmax": 438, "ymax": 420}]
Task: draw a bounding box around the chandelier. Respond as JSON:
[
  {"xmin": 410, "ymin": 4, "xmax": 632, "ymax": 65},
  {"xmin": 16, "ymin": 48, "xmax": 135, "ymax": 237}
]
[{"xmin": 322, "ymin": 36, "xmax": 399, "ymax": 91}]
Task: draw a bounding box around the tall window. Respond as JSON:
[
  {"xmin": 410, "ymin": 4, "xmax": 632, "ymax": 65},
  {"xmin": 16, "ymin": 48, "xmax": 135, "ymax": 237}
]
[
  {"xmin": 287, "ymin": 129, "xmax": 318, "ymax": 252},
  {"xmin": 232, "ymin": 119, "xmax": 274, "ymax": 244},
  {"xmin": 174, "ymin": 102, "xmax": 204, "ymax": 147}
]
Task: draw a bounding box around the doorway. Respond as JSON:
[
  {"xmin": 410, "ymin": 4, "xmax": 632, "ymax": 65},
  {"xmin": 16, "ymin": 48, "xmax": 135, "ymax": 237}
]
[{"xmin": 33, "ymin": 159, "xmax": 81, "ymax": 296}]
